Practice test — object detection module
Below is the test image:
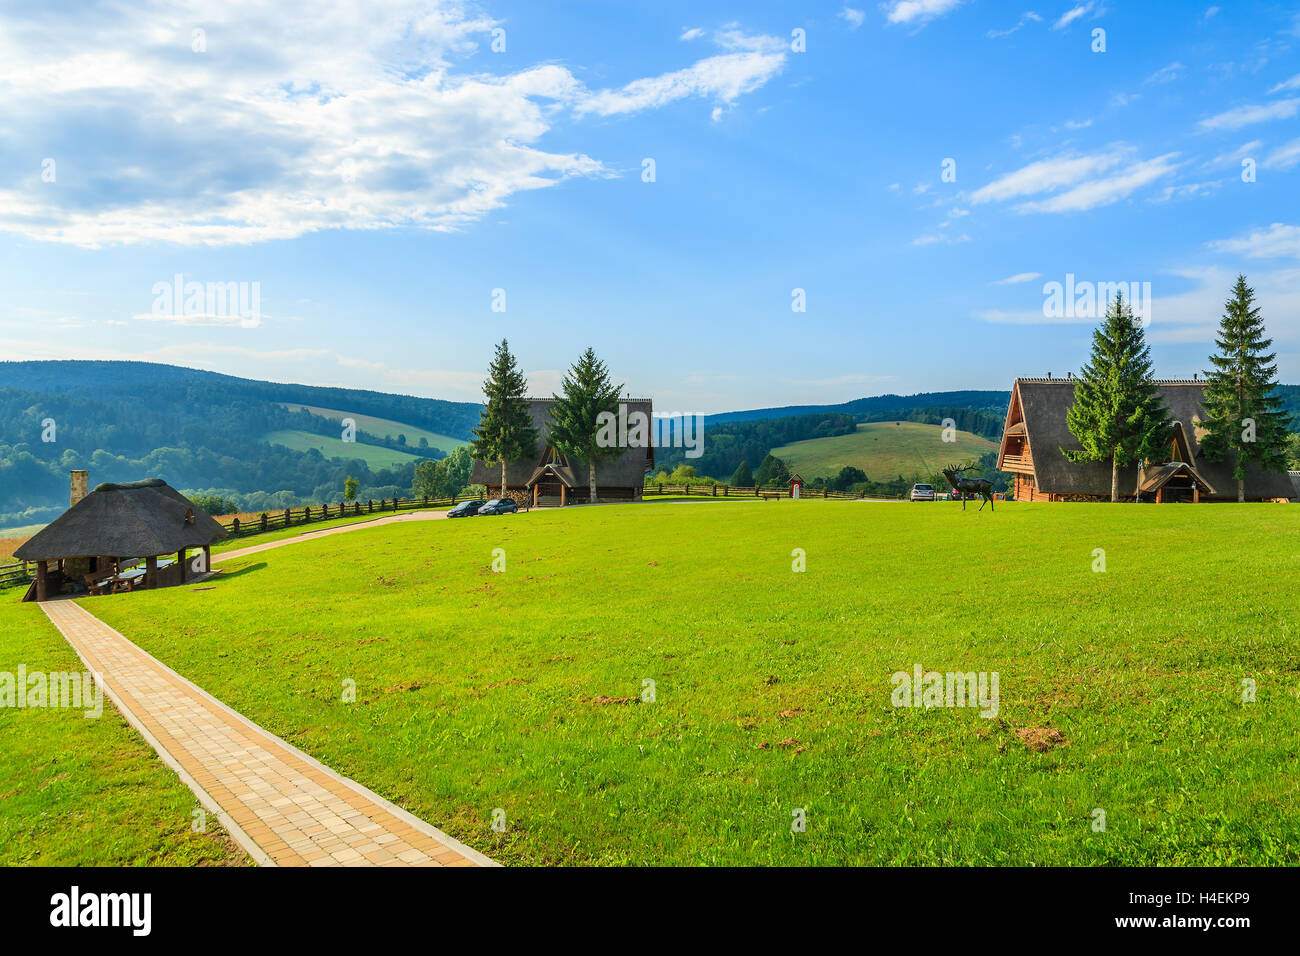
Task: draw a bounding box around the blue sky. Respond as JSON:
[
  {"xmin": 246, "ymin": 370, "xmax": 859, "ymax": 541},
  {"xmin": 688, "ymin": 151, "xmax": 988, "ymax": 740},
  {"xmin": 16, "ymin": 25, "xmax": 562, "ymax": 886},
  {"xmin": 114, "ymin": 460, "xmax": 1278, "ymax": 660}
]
[{"xmin": 2, "ymin": 0, "xmax": 1299, "ymax": 413}]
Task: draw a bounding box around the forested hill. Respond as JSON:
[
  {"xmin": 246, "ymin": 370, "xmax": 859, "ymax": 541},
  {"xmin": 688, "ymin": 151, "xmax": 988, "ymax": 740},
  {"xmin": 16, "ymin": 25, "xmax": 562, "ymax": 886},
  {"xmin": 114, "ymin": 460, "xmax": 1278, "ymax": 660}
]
[
  {"xmin": 0, "ymin": 361, "xmax": 482, "ymax": 435},
  {"xmin": 0, "ymin": 361, "xmax": 482, "ymax": 528},
  {"xmin": 708, "ymin": 390, "xmax": 1012, "ymax": 426}
]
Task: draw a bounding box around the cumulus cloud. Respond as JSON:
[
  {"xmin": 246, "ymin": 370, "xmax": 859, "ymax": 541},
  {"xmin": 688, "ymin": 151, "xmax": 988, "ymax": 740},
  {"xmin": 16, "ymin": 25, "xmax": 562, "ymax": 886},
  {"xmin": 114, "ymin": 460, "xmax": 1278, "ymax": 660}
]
[
  {"xmin": 992, "ymin": 272, "xmax": 1042, "ymax": 285},
  {"xmin": 883, "ymin": 0, "xmax": 964, "ymax": 27},
  {"xmin": 840, "ymin": 7, "xmax": 866, "ymax": 30},
  {"xmin": 0, "ymin": 1, "xmax": 783, "ymax": 247},
  {"xmin": 1209, "ymin": 222, "xmax": 1300, "ymax": 259}
]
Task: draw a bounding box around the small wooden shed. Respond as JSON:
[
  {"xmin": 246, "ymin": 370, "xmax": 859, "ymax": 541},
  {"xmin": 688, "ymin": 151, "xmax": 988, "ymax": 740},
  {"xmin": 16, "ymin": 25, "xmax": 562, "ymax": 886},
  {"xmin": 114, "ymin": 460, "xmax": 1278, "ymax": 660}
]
[{"xmin": 14, "ymin": 479, "xmax": 226, "ymax": 601}]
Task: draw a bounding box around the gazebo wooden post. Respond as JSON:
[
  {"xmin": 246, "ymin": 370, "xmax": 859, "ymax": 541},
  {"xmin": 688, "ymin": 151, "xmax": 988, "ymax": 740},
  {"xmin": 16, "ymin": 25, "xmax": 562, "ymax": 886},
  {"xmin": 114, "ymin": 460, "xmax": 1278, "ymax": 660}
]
[
  {"xmin": 178, "ymin": 549, "xmax": 187, "ymax": 583},
  {"xmin": 145, "ymin": 555, "xmax": 158, "ymax": 589},
  {"xmin": 35, "ymin": 560, "xmax": 48, "ymax": 602},
  {"xmin": 560, "ymin": 485, "xmax": 566, "ymax": 507},
  {"xmin": 1193, "ymin": 486, "xmax": 1200, "ymax": 504},
  {"xmin": 533, "ymin": 485, "xmax": 539, "ymax": 507}
]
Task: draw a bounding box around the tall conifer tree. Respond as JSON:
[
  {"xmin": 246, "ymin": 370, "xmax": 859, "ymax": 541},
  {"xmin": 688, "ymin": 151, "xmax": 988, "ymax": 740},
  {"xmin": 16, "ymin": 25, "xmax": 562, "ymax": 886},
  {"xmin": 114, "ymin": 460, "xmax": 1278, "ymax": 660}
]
[
  {"xmin": 548, "ymin": 348, "xmax": 623, "ymax": 503},
  {"xmin": 1199, "ymin": 275, "xmax": 1294, "ymax": 501},
  {"xmin": 1064, "ymin": 291, "xmax": 1171, "ymax": 501},
  {"xmin": 470, "ymin": 339, "xmax": 538, "ymax": 497}
]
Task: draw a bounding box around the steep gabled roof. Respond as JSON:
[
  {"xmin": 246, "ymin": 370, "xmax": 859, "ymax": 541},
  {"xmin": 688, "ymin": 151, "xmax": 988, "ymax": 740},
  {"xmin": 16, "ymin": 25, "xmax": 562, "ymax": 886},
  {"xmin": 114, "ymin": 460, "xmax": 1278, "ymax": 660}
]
[
  {"xmin": 469, "ymin": 398, "xmax": 655, "ymax": 488},
  {"xmin": 15, "ymin": 479, "xmax": 226, "ymax": 561},
  {"xmin": 1007, "ymin": 378, "xmax": 1295, "ymax": 499}
]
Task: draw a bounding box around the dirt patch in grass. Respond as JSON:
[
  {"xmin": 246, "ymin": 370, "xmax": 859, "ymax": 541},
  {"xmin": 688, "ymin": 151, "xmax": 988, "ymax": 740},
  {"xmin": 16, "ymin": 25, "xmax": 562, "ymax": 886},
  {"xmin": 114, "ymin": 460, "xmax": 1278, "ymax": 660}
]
[{"xmin": 1015, "ymin": 727, "xmax": 1068, "ymax": 753}]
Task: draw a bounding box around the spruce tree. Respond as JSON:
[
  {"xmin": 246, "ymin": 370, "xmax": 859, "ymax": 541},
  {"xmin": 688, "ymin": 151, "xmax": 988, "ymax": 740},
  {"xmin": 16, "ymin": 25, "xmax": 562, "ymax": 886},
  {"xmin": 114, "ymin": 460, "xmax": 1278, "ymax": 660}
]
[
  {"xmin": 547, "ymin": 348, "xmax": 624, "ymax": 503},
  {"xmin": 729, "ymin": 460, "xmax": 754, "ymax": 487},
  {"xmin": 1064, "ymin": 290, "xmax": 1171, "ymax": 501},
  {"xmin": 1199, "ymin": 274, "xmax": 1294, "ymax": 501},
  {"xmin": 470, "ymin": 339, "xmax": 538, "ymax": 497}
]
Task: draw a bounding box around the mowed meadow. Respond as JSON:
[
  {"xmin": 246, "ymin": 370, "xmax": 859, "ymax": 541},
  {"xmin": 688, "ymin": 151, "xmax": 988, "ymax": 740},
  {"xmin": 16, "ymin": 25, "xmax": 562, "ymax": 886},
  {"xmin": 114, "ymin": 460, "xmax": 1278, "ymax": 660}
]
[{"xmin": 83, "ymin": 499, "xmax": 1300, "ymax": 865}]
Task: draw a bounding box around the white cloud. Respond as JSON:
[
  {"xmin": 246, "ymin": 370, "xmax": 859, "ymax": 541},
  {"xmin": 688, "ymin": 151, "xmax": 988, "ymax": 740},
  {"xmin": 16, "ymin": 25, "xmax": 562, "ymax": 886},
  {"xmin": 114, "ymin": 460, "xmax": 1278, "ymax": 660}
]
[
  {"xmin": 0, "ymin": 2, "xmax": 783, "ymax": 247},
  {"xmin": 1206, "ymin": 140, "xmax": 1263, "ymax": 167},
  {"xmin": 1152, "ymin": 180, "xmax": 1223, "ymax": 202},
  {"xmin": 987, "ymin": 11, "xmax": 1043, "ymax": 38},
  {"xmin": 969, "ymin": 150, "xmax": 1128, "ymax": 204},
  {"xmin": 992, "ymin": 272, "xmax": 1042, "ymax": 285},
  {"xmin": 1198, "ymin": 98, "xmax": 1300, "ymax": 130},
  {"xmin": 1268, "ymin": 73, "xmax": 1300, "ymax": 94},
  {"xmin": 1202, "ymin": 6, "xmax": 1220, "ymax": 21},
  {"xmin": 912, "ymin": 232, "xmax": 969, "ymax": 246},
  {"xmin": 577, "ymin": 46, "xmax": 785, "ymax": 117},
  {"xmin": 1064, "ymin": 118, "xmax": 1094, "ymax": 129},
  {"xmin": 840, "ymin": 7, "xmax": 866, "ymax": 30},
  {"xmin": 1016, "ymin": 154, "xmax": 1180, "ymax": 213},
  {"xmin": 1145, "ymin": 62, "xmax": 1184, "ymax": 85},
  {"xmin": 1209, "ymin": 222, "xmax": 1300, "ymax": 260},
  {"xmin": 1052, "ymin": 3, "xmax": 1096, "ymax": 30},
  {"xmin": 680, "ymin": 27, "xmax": 706, "ymax": 41},
  {"xmin": 1263, "ymin": 138, "xmax": 1300, "ymax": 170},
  {"xmin": 883, "ymin": 0, "xmax": 964, "ymax": 27}
]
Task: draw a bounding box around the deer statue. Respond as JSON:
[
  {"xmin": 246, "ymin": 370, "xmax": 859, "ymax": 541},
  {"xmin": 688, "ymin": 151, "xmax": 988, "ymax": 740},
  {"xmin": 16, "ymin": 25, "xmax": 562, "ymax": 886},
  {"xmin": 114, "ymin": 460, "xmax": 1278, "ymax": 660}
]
[{"xmin": 941, "ymin": 463, "xmax": 995, "ymax": 512}]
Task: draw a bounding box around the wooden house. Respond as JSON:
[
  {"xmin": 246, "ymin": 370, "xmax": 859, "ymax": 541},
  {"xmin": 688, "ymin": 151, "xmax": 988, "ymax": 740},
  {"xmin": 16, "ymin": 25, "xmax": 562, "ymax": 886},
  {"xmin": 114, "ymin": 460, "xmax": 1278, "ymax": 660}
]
[
  {"xmin": 469, "ymin": 398, "xmax": 655, "ymax": 506},
  {"xmin": 998, "ymin": 377, "xmax": 1296, "ymax": 502}
]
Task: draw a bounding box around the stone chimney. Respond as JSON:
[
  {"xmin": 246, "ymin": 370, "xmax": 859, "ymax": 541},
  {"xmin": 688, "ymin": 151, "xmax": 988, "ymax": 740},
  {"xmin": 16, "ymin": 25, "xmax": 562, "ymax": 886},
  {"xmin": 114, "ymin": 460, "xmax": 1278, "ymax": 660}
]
[{"xmin": 70, "ymin": 470, "xmax": 89, "ymax": 507}]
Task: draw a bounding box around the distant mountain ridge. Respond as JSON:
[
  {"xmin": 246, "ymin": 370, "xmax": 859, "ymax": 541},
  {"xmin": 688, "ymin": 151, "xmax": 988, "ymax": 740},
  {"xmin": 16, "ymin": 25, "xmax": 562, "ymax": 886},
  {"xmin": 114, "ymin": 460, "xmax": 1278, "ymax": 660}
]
[
  {"xmin": 707, "ymin": 390, "xmax": 1013, "ymax": 425},
  {"xmin": 0, "ymin": 361, "xmax": 483, "ymax": 437}
]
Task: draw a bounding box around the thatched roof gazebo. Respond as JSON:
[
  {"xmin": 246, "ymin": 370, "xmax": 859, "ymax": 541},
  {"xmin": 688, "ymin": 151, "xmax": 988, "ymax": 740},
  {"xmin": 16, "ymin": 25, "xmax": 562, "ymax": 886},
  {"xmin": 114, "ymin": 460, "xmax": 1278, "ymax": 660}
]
[{"xmin": 15, "ymin": 478, "xmax": 226, "ymax": 601}]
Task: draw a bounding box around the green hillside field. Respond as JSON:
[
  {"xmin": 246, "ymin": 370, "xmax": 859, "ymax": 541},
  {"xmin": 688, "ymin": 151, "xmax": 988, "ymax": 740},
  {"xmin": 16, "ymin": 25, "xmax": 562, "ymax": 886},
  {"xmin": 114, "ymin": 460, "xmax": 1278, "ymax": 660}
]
[
  {"xmin": 771, "ymin": 421, "xmax": 997, "ymax": 480},
  {"xmin": 83, "ymin": 499, "xmax": 1300, "ymax": 866},
  {"xmin": 263, "ymin": 430, "xmax": 424, "ymax": 469},
  {"xmin": 281, "ymin": 404, "xmax": 469, "ymax": 453}
]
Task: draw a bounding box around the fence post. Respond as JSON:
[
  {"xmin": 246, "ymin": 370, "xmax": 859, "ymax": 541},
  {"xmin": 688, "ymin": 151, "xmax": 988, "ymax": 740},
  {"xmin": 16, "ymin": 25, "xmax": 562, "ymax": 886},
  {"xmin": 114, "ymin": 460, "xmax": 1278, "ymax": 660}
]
[
  {"xmin": 260, "ymin": 513, "xmax": 268, "ymax": 531},
  {"xmin": 231, "ymin": 517, "xmax": 241, "ymax": 536}
]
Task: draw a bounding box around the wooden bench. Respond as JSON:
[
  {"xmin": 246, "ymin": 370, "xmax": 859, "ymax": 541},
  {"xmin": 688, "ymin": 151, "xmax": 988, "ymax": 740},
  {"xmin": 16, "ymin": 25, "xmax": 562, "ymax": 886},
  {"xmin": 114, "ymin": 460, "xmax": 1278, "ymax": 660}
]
[{"xmin": 756, "ymin": 490, "xmax": 784, "ymax": 501}]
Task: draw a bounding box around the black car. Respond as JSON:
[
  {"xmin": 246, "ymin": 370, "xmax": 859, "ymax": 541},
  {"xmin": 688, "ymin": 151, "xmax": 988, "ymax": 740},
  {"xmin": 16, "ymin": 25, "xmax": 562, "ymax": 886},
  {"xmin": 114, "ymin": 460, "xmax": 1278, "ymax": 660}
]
[
  {"xmin": 477, "ymin": 498, "xmax": 519, "ymax": 515},
  {"xmin": 447, "ymin": 499, "xmax": 485, "ymax": 518}
]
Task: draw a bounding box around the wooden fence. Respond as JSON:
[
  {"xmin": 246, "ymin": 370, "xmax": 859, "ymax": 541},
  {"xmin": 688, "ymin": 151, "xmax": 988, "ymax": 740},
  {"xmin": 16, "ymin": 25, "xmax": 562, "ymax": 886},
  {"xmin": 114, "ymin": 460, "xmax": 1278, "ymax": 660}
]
[
  {"xmin": 211, "ymin": 492, "xmax": 484, "ymax": 541},
  {"xmin": 0, "ymin": 492, "xmax": 483, "ymax": 590}
]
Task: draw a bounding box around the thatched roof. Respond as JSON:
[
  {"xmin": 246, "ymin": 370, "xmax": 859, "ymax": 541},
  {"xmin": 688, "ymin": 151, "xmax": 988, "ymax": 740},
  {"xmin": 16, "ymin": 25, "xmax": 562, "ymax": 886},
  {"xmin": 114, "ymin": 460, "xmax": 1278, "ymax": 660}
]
[
  {"xmin": 15, "ymin": 479, "xmax": 226, "ymax": 561},
  {"xmin": 469, "ymin": 398, "xmax": 655, "ymax": 488},
  {"xmin": 1005, "ymin": 379, "xmax": 1296, "ymax": 500}
]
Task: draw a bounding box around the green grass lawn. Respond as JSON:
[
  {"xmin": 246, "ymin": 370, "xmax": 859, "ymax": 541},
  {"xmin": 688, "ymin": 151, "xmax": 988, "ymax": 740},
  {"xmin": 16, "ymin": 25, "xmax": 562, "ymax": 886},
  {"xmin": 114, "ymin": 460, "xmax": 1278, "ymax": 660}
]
[
  {"xmin": 210, "ymin": 507, "xmax": 454, "ymax": 554},
  {"xmin": 771, "ymin": 421, "xmax": 996, "ymax": 480},
  {"xmin": 280, "ymin": 403, "xmax": 469, "ymax": 454},
  {"xmin": 263, "ymin": 429, "xmax": 425, "ymax": 468},
  {"xmin": 0, "ymin": 602, "xmax": 248, "ymax": 865},
  {"xmin": 82, "ymin": 500, "xmax": 1300, "ymax": 866}
]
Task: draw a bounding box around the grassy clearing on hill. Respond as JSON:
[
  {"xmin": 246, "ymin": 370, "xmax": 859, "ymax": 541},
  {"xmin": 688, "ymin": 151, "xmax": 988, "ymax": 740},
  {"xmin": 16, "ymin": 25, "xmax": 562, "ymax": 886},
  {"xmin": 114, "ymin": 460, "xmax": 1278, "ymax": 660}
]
[
  {"xmin": 84, "ymin": 500, "xmax": 1300, "ymax": 866},
  {"xmin": 263, "ymin": 429, "xmax": 424, "ymax": 468},
  {"xmin": 0, "ymin": 602, "xmax": 248, "ymax": 865},
  {"xmin": 281, "ymin": 404, "xmax": 469, "ymax": 453},
  {"xmin": 771, "ymin": 421, "xmax": 996, "ymax": 480}
]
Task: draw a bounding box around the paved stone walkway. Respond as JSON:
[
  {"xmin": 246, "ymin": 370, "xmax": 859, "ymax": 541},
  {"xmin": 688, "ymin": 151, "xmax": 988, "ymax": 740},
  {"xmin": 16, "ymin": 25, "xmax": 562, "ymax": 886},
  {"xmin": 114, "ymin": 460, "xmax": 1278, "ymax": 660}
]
[
  {"xmin": 214, "ymin": 508, "xmax": 450, "ymax": 564},
  {"xmin": 42, "ymin": 599, "xmax": 496, "ymax": 868}
]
